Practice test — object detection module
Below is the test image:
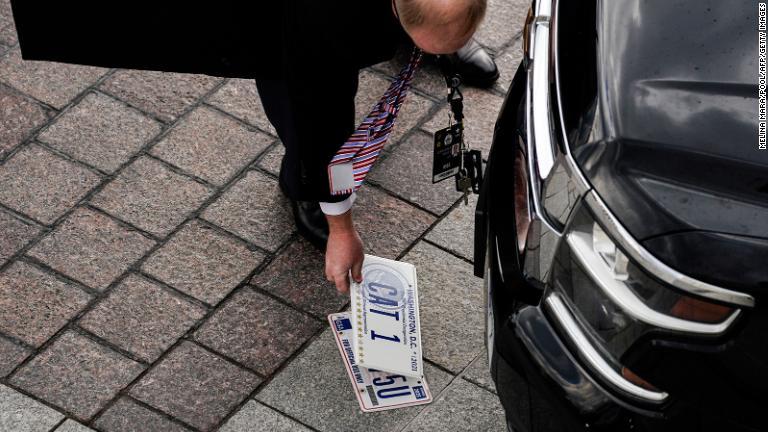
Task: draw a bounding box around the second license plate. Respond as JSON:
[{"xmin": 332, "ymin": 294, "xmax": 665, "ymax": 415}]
[{"xmin": 329, "ymin": 312, "xmax": 432, "ymax": 412}]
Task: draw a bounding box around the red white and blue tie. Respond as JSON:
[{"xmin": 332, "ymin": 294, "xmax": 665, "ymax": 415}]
[{"xmin": 328, "ymin": 47, "xmax": 423, "ymax": 195}]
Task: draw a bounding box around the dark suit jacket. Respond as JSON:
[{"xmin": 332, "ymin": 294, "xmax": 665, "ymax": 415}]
[{"xmin": 9, "ymin": 1, "xmax": 408, "ymax": 80}]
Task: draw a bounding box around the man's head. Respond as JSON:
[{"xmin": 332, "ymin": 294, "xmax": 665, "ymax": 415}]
[{"xmin": 394, "ymin": 0, "xmax": 487, "ymax": 54}]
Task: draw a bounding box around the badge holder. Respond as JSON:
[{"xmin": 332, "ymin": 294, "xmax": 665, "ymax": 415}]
[{"xmin": 432, "ymin": 57, "xmax": 483, "ymax": 205}]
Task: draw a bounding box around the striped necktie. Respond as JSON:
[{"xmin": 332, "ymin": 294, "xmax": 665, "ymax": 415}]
[{"xmin": 328, "ymin": 47, "xmax": 423, "ymax": 195}]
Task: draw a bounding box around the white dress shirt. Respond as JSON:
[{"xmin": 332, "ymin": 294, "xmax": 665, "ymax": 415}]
[{"xmin": 319, "ymin": 192, "xmax": 357, "ymax": 216}]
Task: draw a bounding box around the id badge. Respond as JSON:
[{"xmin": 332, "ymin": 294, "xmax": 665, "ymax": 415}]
[{"xmin": 432, "ymin": 124, "xmax": 463, "ymax": 183}]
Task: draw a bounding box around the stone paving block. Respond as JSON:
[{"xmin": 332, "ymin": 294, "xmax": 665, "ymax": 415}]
[
  {"xmin": 220, "ymin": 400, "xmax": 311, "ymax": 432},
  {"xmin": 143, "ymin": 221, "xmax": 265, "ymax": 305},
  {"xmin": 0, "ymin": 261, "xmax": 91, "ymax": 347},
  {"xmin": 0, "ymin": 48, "xmax": 108, "ymax": 109},
  {"xmin": 368, "ymin": 132, "xmax": 460, "ymax": 215},
  {"xmin": 79, "ymin": 274, "xmax": 207, "ymax": 363},
  {"xmin": 0, "ymin": 0, "xmax": 13, "ymax": 23},
  {"xmin": 355, "ymin": 70, "xmax": 434, "ymax": 147},
  {"xmin": 463, "ymin": 354, "xmax": 496, "ymax": 394},
  {"xmin": 0, "ymin": 209, "xmax": 41, "ymax": 266},
  {"xmin": 28, "ymin": 207, "xmax": 155, "ymax": 290},
  {"xmin": 256, "ymin": 328, "xmax": 453, "ymax": 432},
  {"xmin": 93, "ymin": 397, "xmax": 192, "ymax": 432},
  {"xmin": 99, "ymin": 70, "xmax": 221, "ymax": 123},
  {"xmin": 151, "ymin": 105, "xmax": 271, "ymax": 186},
  {"xmin": 194, "ymin": 288, "xmax": 320, "ymax": 375},
  {"xmin": 425, "ymin": 194, "xmax": 478, "ymax": 262},
  {"xmin": 0, "ymin": 20, "xmax": 17, "ymax": 47},
  {"xmin": 353, "ymin": 186, "xmax": 435, "ymax": 259},
  {"xmin": 201, "ymin": 170, "xmax": 294, "ymax": 252},
  {"xmin": 403, "ymin": 378, "xmax": 506, "ymax": 432},
  {"xmin": 423, "ymin": 87, "xmax": 505, "ymax": 157},
  {"xmin": 0, "ymin": 85, "xmax": 50, "ymax": 159},
  {"xmin": 0, "ymin": 144, "xmax": 102, "ymax": 224},
  {"xmin": 206, "ymin": 78, "xmax": 277, "ymax": 135},
  {"xmin": 10, "ymin": 330, "xmax": 144, "ymax": 420},
  {"xmin": 55, "ymin": 419, "xmax": 96, "ymax": 432},
  {"xmin": 250, "ymin": 239, "xmax": 347, "ymax": 317},
  {"xmin": 371, "ymin": 49, "xmax": 448, "ymax": 99},
  {"xmin": 0, "ymin": 0, "xmax": 12, "ymax": 17},
  {"xmin": 256, "ymin": 143, "xmax": 284, "ymax": 177},
  {"xmin": 0, "ymin": 336, "xmax": 30, "ymax": 377},
  {"xmin": 130, "ymin": 341, "xmax": 261, "ymax": 432},
  {"xmin": 402, "ymin": 241, "xmax": 484, "ymax": 373},
  {"xmin": 90, "ymin": 156, "xmax": 213, "ymax": 237},
  {"xmin": 474, "ymin": 0, "xmax": 530, "ymax": 51},
  {"xmin": 38, "ymin": 92, "xmax": 162, "ymax": 173},
  {"xmin": 0, "ymin": 383, "xmax": 65, "ymax": 432},
  {"xmin": 494, "ymin": 38, "xmax": 523, "ymax": 95}
]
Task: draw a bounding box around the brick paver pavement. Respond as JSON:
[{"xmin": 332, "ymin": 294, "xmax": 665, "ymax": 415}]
[{"xmin": 0, "ymin": 0, "xmax": 527, "ymax": 430}]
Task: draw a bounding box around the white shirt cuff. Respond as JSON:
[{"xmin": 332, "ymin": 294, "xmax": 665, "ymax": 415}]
[{"xmin": 319, "ymin": 192, "xmax": 357, "ymax": 216}]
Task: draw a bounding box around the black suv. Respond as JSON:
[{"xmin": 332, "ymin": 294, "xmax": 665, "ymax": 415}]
[{"xmin": 474, "ymin": 0, "xmax": 766, "ymax": 431}]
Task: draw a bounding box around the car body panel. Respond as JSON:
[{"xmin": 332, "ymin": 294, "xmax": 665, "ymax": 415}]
[
  {"xmin": 569, "ymin": 0, "xmax": 767, "ymax": 277},
  {"xmin": 476, "ymin": 1, "xmax": 765, "ymax": 430}
]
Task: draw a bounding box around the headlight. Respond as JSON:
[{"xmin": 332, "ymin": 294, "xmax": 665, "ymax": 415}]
[{"xmin": 546, "ymin": 199, "xmax": 741, "ymax": 403}]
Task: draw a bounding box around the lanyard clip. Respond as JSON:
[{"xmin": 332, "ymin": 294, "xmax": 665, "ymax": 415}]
[{"xmin": 436, "ymin": 55, "xmax": 465, "ymax": 125}]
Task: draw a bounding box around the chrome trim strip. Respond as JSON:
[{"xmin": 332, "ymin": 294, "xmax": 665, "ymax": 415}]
[
  {"xmin": 546, "ymin": 293, "xmax": 670, "ymax": 403},
  {"xmin": 584, "ymin": 192, "xmax": 756, "ymax": 308},
  {"xmin": 526, "ymin": 0, "xmax": 591, "ymax": 233},
  {"xmin": 531, "ymin": 22, "xmax": 555, "ymax": 179},
  {"xmin": 525, "ymin": 62, "xmax": 560, "ymax": 235},
  {"xmin": 534, "ymin": 0, "xmax": 552, "ymax": 18},
  {"xmin": 567, "ymin": 231, "xmax": 741, "ymax": 333},
  {"xmin": 525, "ymin": 1, "xmax": 561, "ymax": 235}
]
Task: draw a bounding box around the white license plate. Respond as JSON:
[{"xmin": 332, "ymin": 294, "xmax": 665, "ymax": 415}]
[
  {"xmin": 329, "ymin": 312, "xmax": 432, "ymax": 412},
  {"xmin": 349, "ymin": 255, "xmax": 424, "ymax": 378}
]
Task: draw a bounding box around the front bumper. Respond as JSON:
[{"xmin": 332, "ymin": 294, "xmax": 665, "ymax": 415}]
[{"xmin": 485, "ymin": 238, "xmax": 761, "ymax": 432}]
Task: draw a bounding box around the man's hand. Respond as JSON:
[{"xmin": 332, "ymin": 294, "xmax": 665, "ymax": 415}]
[{"xmin": 325, "ymin": 209, "xmax": 364, "ymax": 294}]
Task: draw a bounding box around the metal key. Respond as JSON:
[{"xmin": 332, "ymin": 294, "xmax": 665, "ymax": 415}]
[{"xmin": 458, "ymin": 175, "xmax": 472, "ymax": 205}]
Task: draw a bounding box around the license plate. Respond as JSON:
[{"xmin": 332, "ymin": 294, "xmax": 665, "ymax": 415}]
[
  {"xmin": 349, "ymin": 255, "xmax": 424, "ymax": 378},
  {"xmin": 328, "ymin": 312, "xmax": 432, "ymax": 412}
]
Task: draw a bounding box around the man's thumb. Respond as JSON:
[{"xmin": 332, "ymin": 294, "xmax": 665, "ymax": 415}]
[{"xmin": 352, "ymin": 260, "xmax": 363, "ymax": 283}]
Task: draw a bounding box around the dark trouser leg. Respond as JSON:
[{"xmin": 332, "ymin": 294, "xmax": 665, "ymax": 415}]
[{"xmin": 254, "ymin": 72, "xmax": 358, "ymax": 203}]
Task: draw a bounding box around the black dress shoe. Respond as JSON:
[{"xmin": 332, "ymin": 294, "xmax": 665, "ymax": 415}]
[
  {"xmin": 446, "ymin": 39, "xmax": 500, "ymax": 88},
  {"xmin": 279, "ymin": 178, "xmax": 329, "ymax": 251},
  {"xmin": 290, "ymin": 200, "xmax": 329, "ymax": 251}
]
